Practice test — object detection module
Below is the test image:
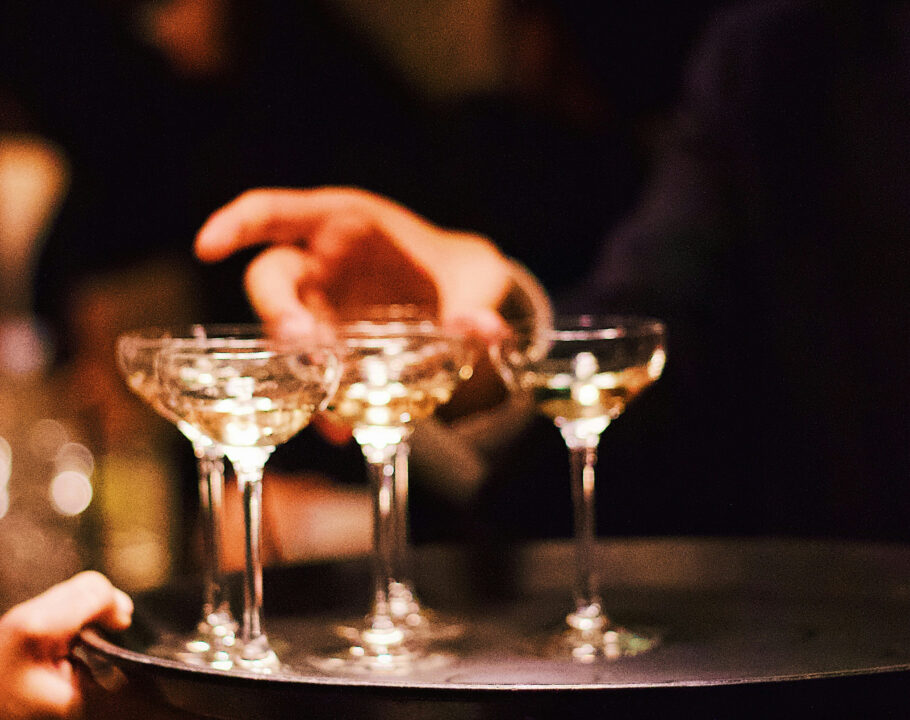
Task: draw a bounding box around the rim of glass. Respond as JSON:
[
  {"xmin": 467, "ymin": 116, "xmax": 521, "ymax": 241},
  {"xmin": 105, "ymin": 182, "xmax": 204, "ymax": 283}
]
[
  {"xmin": 117, "ymin": 324, "xmax": 343, "ymax": 352},
  {"xmin": 161, "ymin": 348, "xmax": 300, "ymax": 361},
  {"xmin": 157, "ymin": 338, "xmax": 338, "ymax": 358},
  {"xmin": 338, "ymin": 318, "xmax": 462, "ymax": 340},
  {"xmin": 116, "ymin": 323, "xmax": 266, "ymax": 346},
  {"xmin": 549, "ymin": 315, "xmax": 666, "ymax": 341}
]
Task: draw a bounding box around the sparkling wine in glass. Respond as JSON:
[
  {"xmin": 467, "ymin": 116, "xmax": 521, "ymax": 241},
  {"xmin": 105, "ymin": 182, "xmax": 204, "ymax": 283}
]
[
  {"xmin": 116, "ymin": 326, "xmax": 241, "ymax": 668},
  {"xmin": 521, "ymin": 315, "xmax": 666, "ymax": 661},
  {"xmin": 313, "ymin": 316, "xmax": 471, "ymax": 673},
  {"xmin": 156, "ymin": 330, "xmax": 339, "ymax": 672}
]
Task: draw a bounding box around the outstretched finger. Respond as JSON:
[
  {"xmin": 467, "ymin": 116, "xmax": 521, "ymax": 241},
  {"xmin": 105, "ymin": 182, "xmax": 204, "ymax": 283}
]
[
  {"xmin": 196, "ymin": 188, "xmax": 315, "ymax": 261},
  {"xmin": 194, "ymin": 186, "xmax": 432, "ymax": 263}
]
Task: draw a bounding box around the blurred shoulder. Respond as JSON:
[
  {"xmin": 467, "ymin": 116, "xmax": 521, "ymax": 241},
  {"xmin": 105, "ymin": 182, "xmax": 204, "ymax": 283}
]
[{"xmin": 683, "ymin": 0, "xmax": 879, "ymax": 107}]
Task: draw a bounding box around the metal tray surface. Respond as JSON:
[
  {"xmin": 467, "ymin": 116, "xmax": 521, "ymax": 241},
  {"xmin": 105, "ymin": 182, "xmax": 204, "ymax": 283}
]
[{"xmin": 78, "ymin": 538, "xmax": 910, "ymax": 718}]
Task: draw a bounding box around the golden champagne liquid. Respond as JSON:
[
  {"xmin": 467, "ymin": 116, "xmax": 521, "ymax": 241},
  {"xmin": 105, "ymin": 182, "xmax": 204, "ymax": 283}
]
[
  {"xmin": 159, "ymin": 347, "xmax": 335, "ymax": 449},
  {"xmin": 325, "ymin": 338, "xmax": 462, "ymax": 430},
  {"xmin": 173, "ymin": 390, "xmax": 320, "ymax": 448},
  {"xmin": 529, "ymin": 363, "xmax": 655, "ymax": 427},
  {"xmin": 327, "ymin": 374, "xmax": 457, "ymax": 429}
]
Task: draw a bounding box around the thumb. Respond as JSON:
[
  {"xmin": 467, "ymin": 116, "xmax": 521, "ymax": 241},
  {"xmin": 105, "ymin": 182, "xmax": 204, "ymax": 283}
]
[{"xmin": 4, "ymin": 572, "xmax": 132, "ymax": 658}]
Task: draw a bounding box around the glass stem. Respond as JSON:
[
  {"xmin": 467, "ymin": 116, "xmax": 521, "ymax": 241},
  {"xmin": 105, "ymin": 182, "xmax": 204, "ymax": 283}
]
[
  {"xmin": 363, "ymin": 442, "xmax": 399, "ymax": 638},
  {"xmin": 566, "ymin": 436, "xmax": 605, "ymax": 628},
  {"xmin": 392, "ymin": 440, "xmax": 413, "ymax": 593},
  {"xmin": 192, "ymin": 442, "xmax": 231, "ymax": 630},
  {"xmin": 229, "ymin": 447, "xmax": 273, "ymax": 661}
]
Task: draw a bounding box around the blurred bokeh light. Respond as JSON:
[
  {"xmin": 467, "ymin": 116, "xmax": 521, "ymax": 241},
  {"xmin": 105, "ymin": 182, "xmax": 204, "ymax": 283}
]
[
  {"xmin": 55, "ymin": 441, "xmax": 94, "ymax": 477},
  {"xmin": 49, "ymin": 469, "xmax": 93, "ymax": 516},
  {"xmin": 27, "ymin": 417, "xmax": 68, "ymax": 459}
]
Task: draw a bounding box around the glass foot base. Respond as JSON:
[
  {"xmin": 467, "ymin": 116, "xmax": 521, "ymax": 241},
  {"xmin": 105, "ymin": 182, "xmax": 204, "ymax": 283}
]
[
  {"xmin": 546, "ymin": 625, "xmax": 660, "ymax": 663},
  {"xmin": 174, "ymin": 645, "xmax": 235, "ymax": 671},
  {"xmin": 308, "ymin": 644, "xmax": 453, "ymax": 676},
  {"xmin": 235, "ymin": 635, "xmax": 283, "ymax": 674},
  {"xmin": 185, "ymin": 614, "xmax": 238, "ymax": 652},
  {"xmin": 397, "ymin": 609, "xmax": 465, "ymax": 642},
  {"xmin": 147, "ymin": 624, "xmax": 238, "ymax": 670},
  {"xmin": 310, "ymin": 619, "xmax": 453, "ymax": 676},
  {"xmin": 388, "ymin": 583, "xmax": 464, "ymax": 639},
  {"xmin": 337, "ymin": 609, "xmax": 465, "ymax": 644},
  {"xmin": 235, "ymin": 648, "xmax": 282, "ymax": 674},
  {"xmin": 390, "ymin": 588, "xmax": 464, "ymax": 642},
  {"xmin": 199, "ymin": 610, "xmax": 239, "ymax": 641}
]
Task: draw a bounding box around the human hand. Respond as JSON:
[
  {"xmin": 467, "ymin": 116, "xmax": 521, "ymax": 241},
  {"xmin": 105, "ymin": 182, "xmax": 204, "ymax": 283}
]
[
  {"xmin": 0, "ymin": 571, "xmax": 133, "ymax": 719},
  {"xmin": 194, "ymin": 187, "xmax": 514, "ymax": 339}
]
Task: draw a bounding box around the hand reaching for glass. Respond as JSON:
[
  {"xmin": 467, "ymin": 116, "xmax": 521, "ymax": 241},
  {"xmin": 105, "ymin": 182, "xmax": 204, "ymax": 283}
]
[
  {"xmin": 194, "ymin": 187, "xmax": 552, "ymax": 425},
  {"xmin": 194, "ymin": 187, "xmax": 545, "ymax": 345}
]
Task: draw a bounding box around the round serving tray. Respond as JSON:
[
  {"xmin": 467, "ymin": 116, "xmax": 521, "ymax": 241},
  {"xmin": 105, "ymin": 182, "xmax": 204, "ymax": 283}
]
[{"xmin": 78, "ymin": 537, "xmax": 910, "ymax": 718}]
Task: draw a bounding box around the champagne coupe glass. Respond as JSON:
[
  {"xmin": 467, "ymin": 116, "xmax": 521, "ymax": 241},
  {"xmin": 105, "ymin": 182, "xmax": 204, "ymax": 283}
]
[
  {"xmin": 156, "ymin": 329, "xmax": 339, "ymax": 672},
  {"xmin": 521, "ymin": 315, "xmax": 666, "ymax": 661},
  {"xmin": 347, "ymin": 306, "xmax": 466, "ymax": 642},
  {"xmin": 381, "ymin": 260, "xmax": 553, "ymax": 640},
  {"xmin": 314, "ymin": 314, "xmax": 471, "ymax": 673},
  {"xmin": 116, "ymin": 326, "xmax": 242, "ymax": 668}
]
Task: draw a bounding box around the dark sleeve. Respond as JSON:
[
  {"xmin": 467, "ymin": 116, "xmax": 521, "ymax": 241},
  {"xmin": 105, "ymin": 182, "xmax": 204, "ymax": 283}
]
[
  {"xmin": 552, "ymin": 0, "xmax": 910, "ymax": 539},
  {"xmin": 537, "ymin": 2, "xmax": 789, "ymax": 538},
  {"xmin": 558, "ymin": 0, "xmax": 868, "ymax": 318},
  {"xmin": 555, "ymin": 1, "xmax": 774, "ymax": 319}
]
